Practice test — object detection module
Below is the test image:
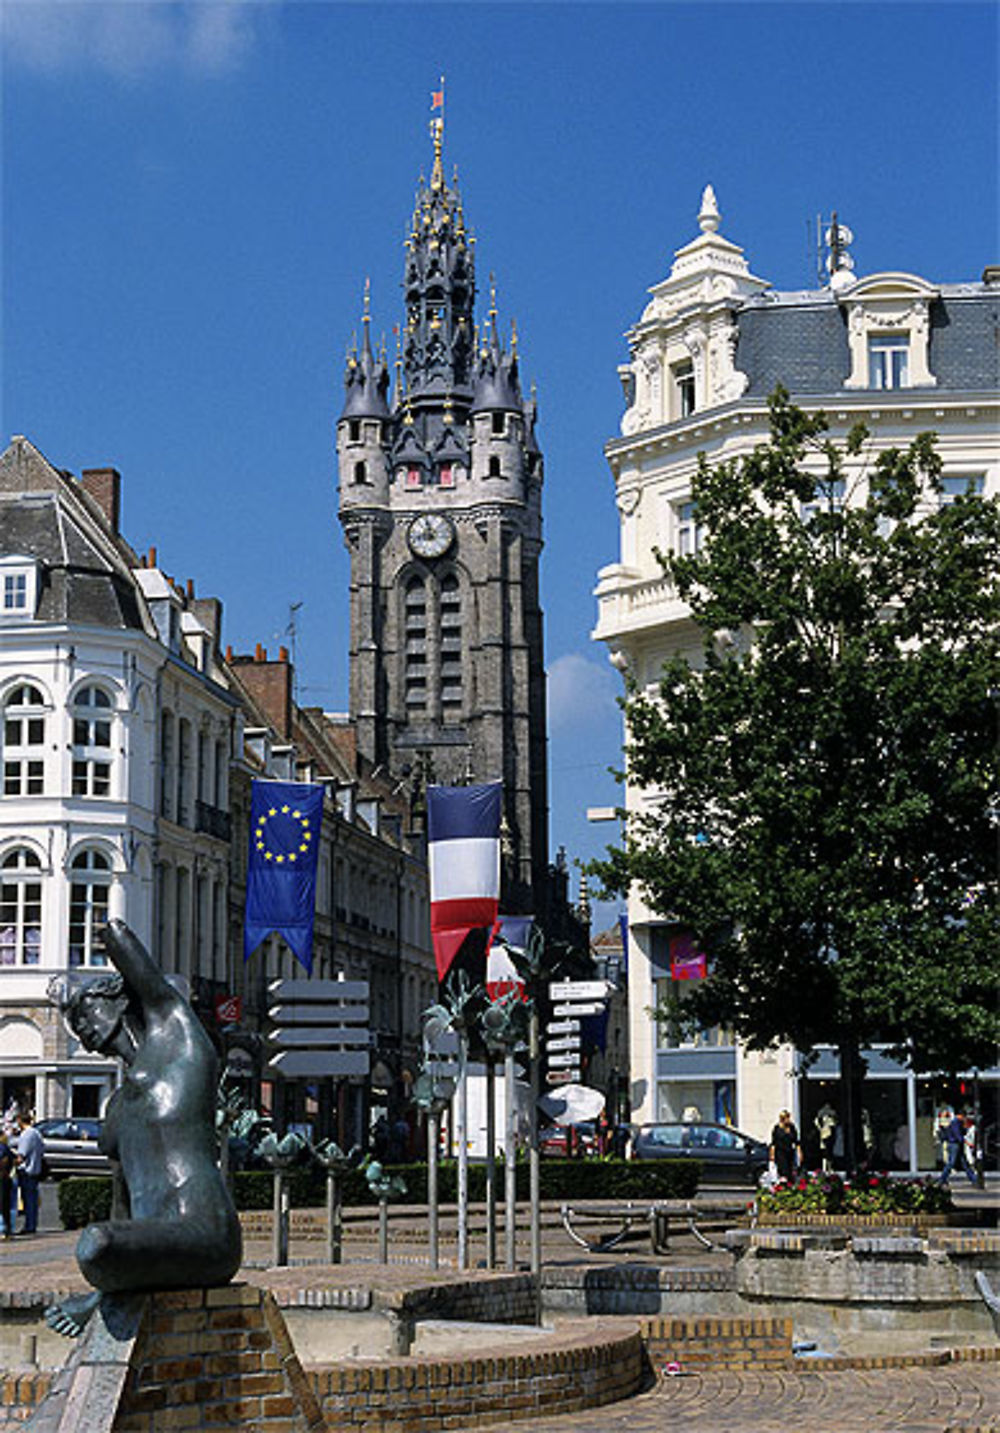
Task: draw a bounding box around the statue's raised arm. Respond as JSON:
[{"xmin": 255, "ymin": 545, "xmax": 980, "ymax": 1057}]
[{"xmin": 102, "ymin": 918, "xmax": 180, "ymax": 1015}]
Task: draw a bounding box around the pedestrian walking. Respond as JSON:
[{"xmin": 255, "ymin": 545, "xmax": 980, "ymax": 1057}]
[
  {"xmin": 938, "ymin": 1112, "xmax": 977, "ymax": 1187},
  {"xmin": 769, "ymin": 1109, "xmax": 801, "ymax": 1183},
  {"xmin": 14, "ymin": 1112, "xmax": 45, "ymax": 1233},
  {"xmin": 0, "ymin": 1127, "xmax": 15, "ymax": 1237}
]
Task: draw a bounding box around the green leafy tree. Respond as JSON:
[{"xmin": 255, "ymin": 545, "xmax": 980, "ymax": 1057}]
[{"xmin": 593, "ymin": 391, "xmax": 1000, "ymax": 1164}]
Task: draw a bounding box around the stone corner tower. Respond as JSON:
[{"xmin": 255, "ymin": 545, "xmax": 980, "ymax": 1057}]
[{"xmin": 336, "ymin": 113, "xmax": 548, "ymax": 916}]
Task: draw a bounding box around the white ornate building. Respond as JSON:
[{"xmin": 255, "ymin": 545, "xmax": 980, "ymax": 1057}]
[
  {"xmin": 0, "ymin": 437, "xmax": 235, "ymax": 1122},
  {"xmin": 594, "ymin": 191, "xmax": 999, "ymax": 1166}
]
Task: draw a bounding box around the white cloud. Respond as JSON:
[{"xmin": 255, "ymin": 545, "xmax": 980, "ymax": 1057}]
[
  {"xmin": 3, "ymin": 1, "xmax": 272, "ymax": 79},
  {"xmin": 547, "ymin": 651, "xmax": 621, "ymax": 739}
]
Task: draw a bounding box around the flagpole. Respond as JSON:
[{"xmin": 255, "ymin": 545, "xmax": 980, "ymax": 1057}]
[
  {"xmin": 529, "ymin": 997, "xmax": 541, "ymax": 1280},
  {"xmin": 504, "ymin": 1047, "xmax": 517, "ymax": 1270},
  {"xmin": 457, "ymin": 1025, "xmax": 469, "ymax": 1270},
  {"xmin": 485, "ymin": 1054, "xmax": 497, "ymax": 1268}
]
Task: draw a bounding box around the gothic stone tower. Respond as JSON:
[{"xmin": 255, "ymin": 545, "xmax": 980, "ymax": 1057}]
[{"xmin": 336, "ymin": 119, "xmax": 547, "ymax": 915}]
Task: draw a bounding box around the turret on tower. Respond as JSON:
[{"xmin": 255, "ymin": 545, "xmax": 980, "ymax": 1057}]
[{"xmin": 336, "ymin": 99, "xmax": 549, "ymax": 917}]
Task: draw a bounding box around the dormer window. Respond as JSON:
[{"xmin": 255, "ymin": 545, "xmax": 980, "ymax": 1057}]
[
  {"xmin": 0, "ymin": 556, "xmax": 39, "ymax": 620},
  {"xmin": 405, "ymin": 467, "xmax": 422, "ymax": 490},
  {"xmin": 842, "ymin": 274, "xmax": 938, "ymax": 390},
  {"xmin": 439, "ymin": 464, "xmax": 455, "ymax": 488},
  {"xmin": 868, "ymin": 334, "xmax": 909, "ymax": 390}
]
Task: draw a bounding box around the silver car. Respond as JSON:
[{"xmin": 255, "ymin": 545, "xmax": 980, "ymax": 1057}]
[{"xmin": 34, "ymin": 1118, "xmax": 110, "ymax": 1177}]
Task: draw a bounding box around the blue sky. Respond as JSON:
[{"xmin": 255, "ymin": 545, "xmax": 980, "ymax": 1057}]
[{"xmin": 3, "ymin": 1, "xmax": 997, "ymax": 927}]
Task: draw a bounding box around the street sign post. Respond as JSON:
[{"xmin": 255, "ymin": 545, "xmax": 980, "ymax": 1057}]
[
  {"xmin": 267, "ymin": 977, "xmax": 370, "ymax": 1081},
  {"xmin": 552, "ymin": 1002, "xmax": 605, "ymax": 1018}
]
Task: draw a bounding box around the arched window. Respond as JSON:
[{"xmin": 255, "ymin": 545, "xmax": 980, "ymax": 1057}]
[
  {"xmin": 71, "ymin": 685, "xmax": 112, "ymax": 798},
  {"xmin": 69, "ymin": 849, "xmax": 111, "ymax": 968},
  {"xmin": 3, "ymin": 684, "xmax": 46, "ymax": 796},
  {"xmin": 404, "ymin": 577, "xmax": 428, "ymax": 713},
  {"xmin": 0, "ymin": 848, "xmax": 42, "ymax": 966},
  {"xmin": 440, "ymin": 574, "xmax": 463, "ymax": 714},
  {"xmin": 488, "ymin": 455, "xmax": 501, "ymax": 477}
]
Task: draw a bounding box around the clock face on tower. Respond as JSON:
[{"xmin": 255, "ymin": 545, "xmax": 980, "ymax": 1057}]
[{"xmin": 408, "ymin": 512, "xmax": 454, "ymax": 559}]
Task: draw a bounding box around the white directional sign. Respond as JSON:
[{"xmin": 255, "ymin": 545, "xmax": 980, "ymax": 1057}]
[
  {"xmin": 546, "ymin": 1035, "xmax": 581, "ymax": 1052},
  {"xmin": 268, "ymin": 977, "xmax": 370, "ymax": 1079},
  {"xmin": 270, "ymin": 1027, "xmax": 370, "ymax": 1048},
  {"xmin": 269, "ymin": 1005, "xmax": 369, "ymax": 1025},
  {"xmin": 546, "ymin": 1020, "xmax": 581, "ymax": 1036},
  {"xmin": 547, "ymin": 1051, "xmax": 582, "ymax": 1067},
  {"xmin": 548, "ymin": 981, "xmax": 609, "ymax": 1001},
  {"xmin": 269, "ymin": 1051, "xmax": 370, "ymax": 1078},
  {"xmin": 270, "ymin": 978, "xmax": 370, "ymax": 1002},
  {"xmin": 553, "ymin": 1002, "xmax": 605, "ymax": 1018}
]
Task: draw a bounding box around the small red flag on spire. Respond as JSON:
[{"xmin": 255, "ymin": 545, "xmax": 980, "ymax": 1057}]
[{"xmin": 431, "ymin": 89, "xmax": 444, "ymax": 110}]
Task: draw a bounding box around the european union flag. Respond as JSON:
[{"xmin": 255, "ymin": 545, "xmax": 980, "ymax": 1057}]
[{"xmin": 244, "ymin": 779, "xmax": 324, "ymax": 973}]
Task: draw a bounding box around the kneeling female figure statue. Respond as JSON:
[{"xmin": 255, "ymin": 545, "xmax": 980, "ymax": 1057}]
[{"xmin": 54, "ymin": 919, "xmax": 241, "ymax": 1311}]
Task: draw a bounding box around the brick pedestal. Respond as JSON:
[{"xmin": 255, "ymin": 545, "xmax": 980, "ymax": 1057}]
[
  {"xmin": 114, "ymin": 1285, "xmax": 324, "ymax": 1432},
  {"xmin": 23, "ymin": 1285, "xmax": 323, "ymax": 1433}
]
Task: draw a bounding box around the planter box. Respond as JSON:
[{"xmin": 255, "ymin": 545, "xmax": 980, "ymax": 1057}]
[{"xmin": 755, "ymin": 1212, "xmax": 950, "ymax": 1230}]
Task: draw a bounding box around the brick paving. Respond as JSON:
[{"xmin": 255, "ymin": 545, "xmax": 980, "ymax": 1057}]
[{"xmin": 490, "ymin": 1362, "xmax": 1000, "ymax": 1433}]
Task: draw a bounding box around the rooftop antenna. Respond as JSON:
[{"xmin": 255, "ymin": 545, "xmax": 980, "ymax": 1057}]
[
  {"xmin": 819, "ymin": 210, "xmax": 856, "ymax": 291},
  {"xmin": 286, "ymin": 602, "xmax": 303, "ymax": 701}
]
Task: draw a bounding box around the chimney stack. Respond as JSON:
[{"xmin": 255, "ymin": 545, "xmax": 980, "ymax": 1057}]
[{"xmin": 81, "ymin": 468, "xmax": 122, "ymax": 534}]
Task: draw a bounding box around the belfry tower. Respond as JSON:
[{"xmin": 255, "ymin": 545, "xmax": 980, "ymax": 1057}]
[{"xmin": 336, "ymin": 111, "xmax": 548, "ymax": 915}]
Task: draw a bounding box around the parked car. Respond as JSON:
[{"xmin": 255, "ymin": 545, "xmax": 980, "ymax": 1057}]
[
  {"xmin": 631, "ymin": 1121, "xmax": 768, "ymax": 1184},
  {"xmin": 538, "ymin": 1121, "xmax": 598, "ymax": 1157},
  {"xmin": 34, "ymin": 1118, "xmax": 109, "ymax": 1177}
]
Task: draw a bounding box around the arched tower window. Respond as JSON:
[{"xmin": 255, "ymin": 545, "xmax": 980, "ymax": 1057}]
[
  {"xmin": 0, "ymin": 848, "xmax": 42, "ymax": 966},
  {"xmin": 488, "ymin": 455, "xmax": 501, "ymax": 477},
  {"xmin": 69, "ymin": 849, "xmax": 111, "ymax": 967},
  {"xmin": 440, "ymin": 574, "xmax": 463, "ymax": 715},
  {"xmin": 3, "ymin": 683, "xmax": 46, "ymax": 796},
  {"xmin": 404, "ymin": 577, "xmax": 428, "ymax": 713},
  {"xmin": 71, "ymin": 685, "xmax": 113, "ymax": 798}
]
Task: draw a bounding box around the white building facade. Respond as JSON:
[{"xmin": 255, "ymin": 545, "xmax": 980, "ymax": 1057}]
[
  {"xmin": 0, "ymin": 438, "xmax": 235, "ymax": 1122},
  {"xmin": 594, "ymin": 192, "xmax": 999, "ymax": 1166}
]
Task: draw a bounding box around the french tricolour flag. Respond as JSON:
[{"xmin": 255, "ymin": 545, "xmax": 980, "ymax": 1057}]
[
  {"xmin": 486, "ymin": 915, "xmax": 532, "ymax": 1001},
  {"xmin": 427, "ymin": 781, "xmax": 502, "ymax": 980}
]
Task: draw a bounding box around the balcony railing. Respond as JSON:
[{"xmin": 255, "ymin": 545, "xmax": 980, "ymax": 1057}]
[
  {"xmin": 593, "ymin": 572, "xmax": 681, "ymax": 639},
  {"xmin": 195, "ymin": 799, "xmax": 231, "ymax": 842}
]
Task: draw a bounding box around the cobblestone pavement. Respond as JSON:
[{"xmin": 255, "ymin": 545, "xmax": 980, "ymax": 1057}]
[{"xmin": 482, "ymin": 1363, "xmax": 1000, "ymax": 1433}]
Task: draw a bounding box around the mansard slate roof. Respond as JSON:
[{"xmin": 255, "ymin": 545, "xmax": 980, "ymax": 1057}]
[
  {"xmin": 736, "ymin": 283, "xmax": 1000, "ymax": 397},
  {"xmin": 0, "ymin": 436, "xmax": 146, "ymax": 631}
]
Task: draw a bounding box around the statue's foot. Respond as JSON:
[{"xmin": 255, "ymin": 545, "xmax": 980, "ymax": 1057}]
[{"xmin": 44, "ymin": 1291, "xmax": 101, "ymax": 1339}]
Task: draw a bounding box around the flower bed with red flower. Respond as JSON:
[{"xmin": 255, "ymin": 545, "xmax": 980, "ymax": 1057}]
[{"xmin": 757, "ymin": 1169, "xmax": 952, "ymax": 1216}]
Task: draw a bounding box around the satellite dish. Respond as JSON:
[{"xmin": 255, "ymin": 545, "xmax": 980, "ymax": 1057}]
[{"xmin": 538, "ymin": 1083, "xmax": 606, "ymax": 1126}]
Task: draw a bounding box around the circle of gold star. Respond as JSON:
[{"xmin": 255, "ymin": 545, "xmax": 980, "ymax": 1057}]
[{"xmin": 254, "ymin": 804, "xmax": 313, "ymax": 864}]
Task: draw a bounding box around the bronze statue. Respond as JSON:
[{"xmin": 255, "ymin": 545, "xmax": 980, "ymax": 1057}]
[{"xmin": 56, "ymin": 919, "xmax": 242, "ymax": 1298}]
